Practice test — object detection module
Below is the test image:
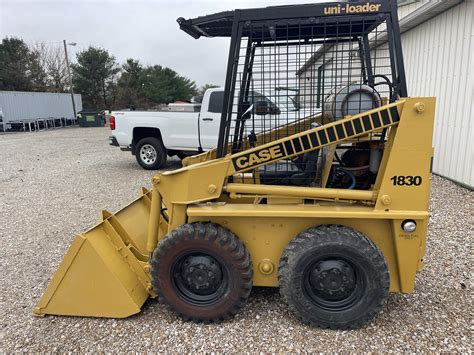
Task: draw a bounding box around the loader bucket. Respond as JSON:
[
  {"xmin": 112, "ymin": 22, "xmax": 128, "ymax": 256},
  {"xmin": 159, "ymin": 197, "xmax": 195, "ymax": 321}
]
[{"xmin": 34, "ymin": 189, "xmax": 155, "ymax": 318}]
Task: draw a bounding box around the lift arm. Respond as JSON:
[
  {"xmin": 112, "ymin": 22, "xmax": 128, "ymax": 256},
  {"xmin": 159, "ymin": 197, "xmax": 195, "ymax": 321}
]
[
  {"xmin": 153, "ymin": 100, "xmax": 405, "ymax": 237},
  {"xmin": 227, "ymin": 101, "xmax": 404, "ymax": 175}
]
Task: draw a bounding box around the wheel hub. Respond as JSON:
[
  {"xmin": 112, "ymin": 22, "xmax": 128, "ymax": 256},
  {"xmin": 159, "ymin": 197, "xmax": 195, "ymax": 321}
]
[
  {"xmin": 309, "ymin": 260, "xmax": 356, "ymax": 301},
  {"xmin": 180, "ymin": 255, "xmax": 222, "ymax": 295},
  {"xmin": 140, "ymin": 144, "xmax": 157, "ymax": 164}
]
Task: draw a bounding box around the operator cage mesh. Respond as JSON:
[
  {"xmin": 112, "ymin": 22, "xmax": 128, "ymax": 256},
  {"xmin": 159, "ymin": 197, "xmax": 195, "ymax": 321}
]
[{"xmin": 179, "ymin": 2, "xmax": 405, "ymax": 187}]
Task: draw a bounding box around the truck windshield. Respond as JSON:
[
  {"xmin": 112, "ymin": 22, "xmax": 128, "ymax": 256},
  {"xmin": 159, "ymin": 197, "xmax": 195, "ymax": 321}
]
[{"xmin": 274, "ymin": 88, "xmax": 300, "ymax": 112}]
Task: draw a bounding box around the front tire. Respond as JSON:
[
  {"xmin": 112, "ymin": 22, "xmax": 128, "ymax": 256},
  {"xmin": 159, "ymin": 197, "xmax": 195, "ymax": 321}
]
[
  {"xmin": 150, "ymin": 222, "xmax": 252, "ymax": 322},
  {"xmin": 135, "ymin": 137, "xmax": 167, "ymax": 170},
  {"xmin": 279, "ymin": 225, "xmax": 389, "ymax": 329}
]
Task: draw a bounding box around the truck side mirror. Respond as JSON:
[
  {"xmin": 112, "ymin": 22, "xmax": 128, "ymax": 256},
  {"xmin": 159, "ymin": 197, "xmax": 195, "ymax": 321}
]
[{"xmin": 241, "ymin": 102, "xmax": 252, "ymax": 120}]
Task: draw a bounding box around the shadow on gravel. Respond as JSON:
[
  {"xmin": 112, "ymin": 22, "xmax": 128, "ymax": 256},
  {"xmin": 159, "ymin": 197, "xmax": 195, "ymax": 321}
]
[{"xmin": 249, "ymin": 286, "xmax": 280, "ymax": 299}]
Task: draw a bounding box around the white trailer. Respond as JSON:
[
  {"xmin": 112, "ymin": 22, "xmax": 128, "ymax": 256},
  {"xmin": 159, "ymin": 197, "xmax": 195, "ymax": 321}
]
[{"xmin": 0, "ymin": 91, "xmax": 82, "ymax": 132}]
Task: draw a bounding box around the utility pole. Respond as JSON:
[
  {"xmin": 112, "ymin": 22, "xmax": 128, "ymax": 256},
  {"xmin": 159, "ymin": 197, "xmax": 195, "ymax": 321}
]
[{"xmin": 63, "ymin": 40, "xmax": 77, "ymax": 118}]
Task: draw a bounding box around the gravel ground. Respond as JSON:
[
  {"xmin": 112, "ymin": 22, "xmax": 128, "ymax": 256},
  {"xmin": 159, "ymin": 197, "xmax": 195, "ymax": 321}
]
[{"xmin": 0, "ymin": 127, "xmax": 472, "ymax": 352}]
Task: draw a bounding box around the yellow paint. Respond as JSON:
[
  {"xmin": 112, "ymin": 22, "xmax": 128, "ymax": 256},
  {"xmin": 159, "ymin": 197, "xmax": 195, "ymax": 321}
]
[{"xmin": 35, "ymin": 98, "xmax": 435, "ymax": 317}]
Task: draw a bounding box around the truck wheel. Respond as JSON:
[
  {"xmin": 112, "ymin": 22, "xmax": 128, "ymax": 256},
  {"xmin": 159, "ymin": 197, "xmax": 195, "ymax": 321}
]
[
  {"xmin": 135, "ymin": 137, "xmax": 166, "ymax": 170},
  {"xmin": 279, "ymin": 225, "xmax": 389, "ymax": 329},
  {"xmin": 150, "ymin": 222, "xmax": 252, "ymax": 322}
]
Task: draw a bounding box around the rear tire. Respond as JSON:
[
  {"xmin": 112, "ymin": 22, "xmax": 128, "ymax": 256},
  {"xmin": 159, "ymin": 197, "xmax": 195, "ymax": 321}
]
[
  {"xmin": 150, "ymin": 222, "xmax": 252, "ymax": 322},
  {"xmin": 279, "ymin": 225, "xmax": 389, "ymax": 329},
  {"xmin": 135, "ymin": 137, "xmax": 167, "ymax": 170}
]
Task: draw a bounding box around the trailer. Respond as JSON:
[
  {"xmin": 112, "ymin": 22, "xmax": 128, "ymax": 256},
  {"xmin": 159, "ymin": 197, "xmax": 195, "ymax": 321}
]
[{"xmin": 0, "ymin": 91, "xmax": 82, "ymax": 132}]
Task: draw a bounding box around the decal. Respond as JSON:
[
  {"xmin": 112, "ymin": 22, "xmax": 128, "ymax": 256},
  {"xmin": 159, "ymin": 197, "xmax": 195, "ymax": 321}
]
[
  {"xmin": 232, "ymin": 143, "xmax": 285, "ymax": 171},
  {"xmin": 390, "ymin": 175, "xmax": 422, "ymax": 186},
  {"xmin": 324, "ymin": 3, "xmax": 382, "ymax": 15}
]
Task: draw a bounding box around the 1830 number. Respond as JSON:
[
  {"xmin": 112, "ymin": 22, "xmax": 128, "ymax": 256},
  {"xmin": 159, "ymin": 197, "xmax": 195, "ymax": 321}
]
[{"xmin": 390, "ymin": 175, "xmax": 422, "ymax": 186}]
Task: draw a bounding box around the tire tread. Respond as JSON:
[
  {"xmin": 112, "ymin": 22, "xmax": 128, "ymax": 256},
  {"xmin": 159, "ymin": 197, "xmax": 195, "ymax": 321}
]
[
  {"xmin": 150, "ymin": 222, "xmax": 252, "ymax": 323},
  {"xmin": 278, "ymin": 224, "xmax": 389, "ymax": 329}
]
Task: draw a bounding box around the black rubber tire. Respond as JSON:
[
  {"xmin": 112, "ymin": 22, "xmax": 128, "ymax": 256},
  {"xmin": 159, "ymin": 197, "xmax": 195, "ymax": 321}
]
[
  {"xmin": 135, "ymin": 137, "xmax": 167, "ymax": 170},
  {"xmin": 279, "ymin": 225, "xmax": 389, "ymax": 329},
  {"xmin": 150, "ymin": 222, "xmax": 252, "ymax": 322}
]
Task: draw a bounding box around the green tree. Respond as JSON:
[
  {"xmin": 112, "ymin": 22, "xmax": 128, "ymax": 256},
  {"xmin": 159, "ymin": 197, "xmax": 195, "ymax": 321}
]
[
  {"xmin": 29, "ymin": 49, "xmax": 48, "ymax": 91},
  {"xmin": 140, "ymin": 65, "xmax": 197, "ymax": 106},
  {"xmin": 0, "ymin": 37, "xmax": 46, "ymax": 91},
  {"xmin": 116, "ymin": 59, "xmax": 144, "ymax": 108},
  {"xmin": 72, "ymin": 46, "xmax": 119, "ymax": 109}
]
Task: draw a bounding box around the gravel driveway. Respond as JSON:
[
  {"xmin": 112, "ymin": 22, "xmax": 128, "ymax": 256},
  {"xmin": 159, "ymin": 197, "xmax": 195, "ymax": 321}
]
[{"xmin": 0, "ymin": 127, "xmax": 471, "ymax": 352}]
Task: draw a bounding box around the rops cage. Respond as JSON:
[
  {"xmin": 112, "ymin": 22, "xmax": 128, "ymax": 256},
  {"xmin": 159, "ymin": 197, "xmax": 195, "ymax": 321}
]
[{"xmin": 179, "ymin": 0, "xmax": 407, "ymax": 189}]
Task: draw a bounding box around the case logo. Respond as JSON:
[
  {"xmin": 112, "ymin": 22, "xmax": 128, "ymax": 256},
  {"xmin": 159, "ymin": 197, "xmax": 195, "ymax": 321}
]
[
  {"xmin": 232, "ymin": 143, "xmax": 285, "ymax": 171},
  {"xmin": 324, "ymin": 3, "xmax": 381, "ymax": 15}
]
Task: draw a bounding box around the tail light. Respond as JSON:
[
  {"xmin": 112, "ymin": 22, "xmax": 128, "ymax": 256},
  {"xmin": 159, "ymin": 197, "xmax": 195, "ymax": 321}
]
[{"xmin": 109, "ymin": 115, "xmax": 115, "ymax": 130}]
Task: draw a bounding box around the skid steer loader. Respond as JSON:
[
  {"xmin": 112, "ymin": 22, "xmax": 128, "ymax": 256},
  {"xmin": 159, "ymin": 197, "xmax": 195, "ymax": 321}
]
[{"xmin": 35, "ymin": 0, "xmax": 435, "ymax": 329}]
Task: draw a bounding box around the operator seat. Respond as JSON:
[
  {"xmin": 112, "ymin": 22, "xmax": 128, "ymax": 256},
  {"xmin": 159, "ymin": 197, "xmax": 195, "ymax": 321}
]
[{"xmin": 258, "ymin": 122, "xmax": 320, "ymax": 186}]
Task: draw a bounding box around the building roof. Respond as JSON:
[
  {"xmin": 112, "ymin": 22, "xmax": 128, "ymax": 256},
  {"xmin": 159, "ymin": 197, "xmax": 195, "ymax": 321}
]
[
  {"xmin": 296, "ymin": 0, "xmax": 464, "ymax": 75},
  {"xmin": 397, "ymin": 0, "xmax": 463, "ymax": 34}
]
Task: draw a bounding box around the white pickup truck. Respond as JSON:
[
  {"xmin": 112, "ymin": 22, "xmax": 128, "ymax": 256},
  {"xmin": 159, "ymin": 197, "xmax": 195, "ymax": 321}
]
[{"xmin": 109, "ymin": 87, "xmax": 301, "ymax": 169}]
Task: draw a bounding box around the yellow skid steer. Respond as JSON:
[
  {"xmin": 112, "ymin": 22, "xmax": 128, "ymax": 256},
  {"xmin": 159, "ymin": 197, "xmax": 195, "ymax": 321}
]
[{"xmin": 35, "ymin": 0, "xmax": 436, "ymax": 329}]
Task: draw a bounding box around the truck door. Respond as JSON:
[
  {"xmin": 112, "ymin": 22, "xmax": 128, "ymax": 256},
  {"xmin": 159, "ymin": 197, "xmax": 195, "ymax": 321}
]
[{"xmin": 199, "ymin": 89, "xmax": 224, "ymax": 150}]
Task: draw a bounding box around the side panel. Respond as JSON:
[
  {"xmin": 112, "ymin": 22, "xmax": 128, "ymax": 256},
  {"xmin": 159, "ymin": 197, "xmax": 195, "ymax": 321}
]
[
  {"xmin": 112, "ymin": 111, "xmax": 200, "ymax": 150},
  {"xmin": 0, "ymin": 91, "xmax": 82, "ymax": 122},
  {"xmin": 375, "ymin": 97, "xmax": 435, "ymax": 211},
  {"xmin": 188, "ymin": 213, "xmax": 427, "ymax": 293}
]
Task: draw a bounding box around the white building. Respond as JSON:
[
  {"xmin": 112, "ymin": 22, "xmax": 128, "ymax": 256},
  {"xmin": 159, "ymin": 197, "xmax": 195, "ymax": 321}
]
[{"xmin": 298, "ymin": 0, "xmax": 473, "ymax": 188}]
